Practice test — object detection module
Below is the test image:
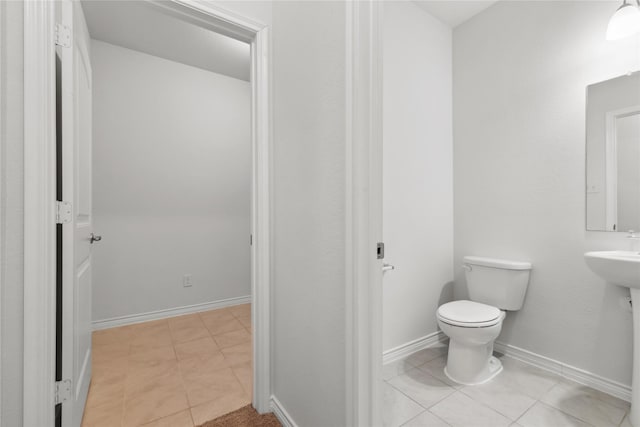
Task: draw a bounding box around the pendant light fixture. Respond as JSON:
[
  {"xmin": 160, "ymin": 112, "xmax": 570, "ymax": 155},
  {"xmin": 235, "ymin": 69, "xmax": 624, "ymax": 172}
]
[{"xmin": 607, "ymin": 0, "xmax": 640, "ymax": 40}]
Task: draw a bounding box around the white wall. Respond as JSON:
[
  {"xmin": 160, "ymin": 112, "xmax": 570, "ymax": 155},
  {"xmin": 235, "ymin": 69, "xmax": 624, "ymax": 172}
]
[
  {"xmin": 91, "ymin": 40, "xmax": 251, "ymax": 321},
  {"xmin": 0, "ymin": 2, "xmax": 24, "ymax": 426},
  {"xmin": 382, "ymin": 1, "xmax": 453, "ymax": 352},
  {"xmin": 454, "ymin": 1, "xmax": 640, "ymax": 386},
  {"xmin": 270, "ymin": 1, "xmax": 347, "ymax": 425}
]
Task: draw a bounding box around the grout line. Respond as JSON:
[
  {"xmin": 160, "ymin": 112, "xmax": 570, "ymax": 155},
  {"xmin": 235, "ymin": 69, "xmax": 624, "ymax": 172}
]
[
  {"xmin": 384, "ymin": 376, "xmax": 452, "ymax": 412},
  {"xmin": 397, "ymin": 408, "xmax": 429, "ymax": 427}
]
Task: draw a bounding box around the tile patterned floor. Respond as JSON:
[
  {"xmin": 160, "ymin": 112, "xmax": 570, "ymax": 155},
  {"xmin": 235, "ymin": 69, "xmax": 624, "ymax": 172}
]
[
  {"xmin": 383, "ymin": 342, "xmax": 632, "ymax": 427},
  {"xmin": 82, "ymin": 304, "xmax": 252, "ymax": 427}
]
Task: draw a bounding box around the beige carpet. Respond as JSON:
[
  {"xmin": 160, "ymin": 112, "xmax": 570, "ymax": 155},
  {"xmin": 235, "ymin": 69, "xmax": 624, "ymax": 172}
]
[{"xmin": 197, "ymin": 405, "xmax": 281, "ymax": 427}]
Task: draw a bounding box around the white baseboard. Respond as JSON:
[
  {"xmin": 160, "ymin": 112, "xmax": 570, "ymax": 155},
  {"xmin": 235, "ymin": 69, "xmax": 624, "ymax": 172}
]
[
  {"xmin": 494, "ymin": 341, "xmax": 632, "ymax": 403},
  {"xmin": 383, "ymin": 331, "xmax": 447, "ymax": 365},
  {"xmin": 270, "ymin": 395, "xmax": 297, "ymax": 427},
  {"xmin": 92, "ymin": 295, "xmax": 251, "ymax": 330},
  {"xmin": 381, "ymin": 334, "xmax": 631, "ymax": 403}
]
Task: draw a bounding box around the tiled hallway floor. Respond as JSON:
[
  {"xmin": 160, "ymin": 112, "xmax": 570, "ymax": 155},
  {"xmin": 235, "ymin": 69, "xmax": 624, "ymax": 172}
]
[
  {"xmin": 82, "ymin": 304, "xmax": 252, "ymax": 427},
  {"xmin": 383, "ymin": 342, "xmax": 632, "ymax": 427}
]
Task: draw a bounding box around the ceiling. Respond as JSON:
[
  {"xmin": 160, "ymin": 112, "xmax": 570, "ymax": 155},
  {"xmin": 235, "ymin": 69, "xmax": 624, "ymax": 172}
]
[
  {"xmin": 81, "ymin": 1, "xmax": 250, "ymax": 81},
  {"xmin": 413, "ymin": 0, "xmax": 500, "ymax": 28}
]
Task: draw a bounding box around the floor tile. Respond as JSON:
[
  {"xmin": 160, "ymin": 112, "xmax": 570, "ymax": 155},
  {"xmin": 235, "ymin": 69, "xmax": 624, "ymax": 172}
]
[
  {"xmin": 93, "ymin": 325, "xmax": 133, "ymax": 347},
  {"xmin": 406, "ymin": 344, "xmax": 448, "ymax": 368},
  {"xmin": 168, "ymin": 315, "xmax": 211, "ymax": 344},
  {"xmin": 221, "ymin": 341, "xmax": 252, "ymax": 367},
  {"xmin": 85, "ymin": 370, "xmax": 126, "ymax": 410},
  {"xmin": 181, "ymin": 364, "xmax": 244, "ymax": 407},
  {"xmin": 459, "ymin": 375, "xmax": 536, "ymax": 421},
  {"xmin": 189, "ymin": 390, "xmax": 250, "ymax": 426},
  {"xmin": 401, "ymin": 410, "xmax": 451, "ymax": 427},
  {"xmin": 129, "ymin": 322, "xmax": 173, "ymax": 354},
  {"xmin": 387, "ymin": 368, "xmax": 456, "ymax": 409},
  {"xmin": 179, "ymin": 352, "xmax": 229, "ymax": 379},
  {"xmin": 126, "ymin": 359, "xmax": 182, "ymax": 397},
  {"xmin": 540, "ymin": 380, "xmax": 627, "ymax": 426},
  {"xmin": 141, "ymin": 409, "xmax": 194, "ymax": 427},
  {"xmin": 199, "ymin": 308, "xmax": 235, "ymax": 325},
  {"xmin": 429, "ymin": 391, "xmax": 512, "ymax": 427},
  {"xmin": 122, "ymin": 382, "xmax": 189, "ymax": 427},
  {"xmin": 517, "ymin": 402, "xmax": 591, "ymax": 427},
  {"xmin": 128, "ymin": 345, "xmax": 176, "ymax": 366},
  {"xmin": 415, "ymin": 356, "xmax": 462, "ymax": 389},
  {"xmin": 229, "ymin": 304, "xmax": 251, "ymax": 318},
  {"xmin": 174, "ymin": 337, "xmax": 219, "ymax": 361},
  {"xmin": 232, "ymin": 361, "xmax": 253, "ymax": 397},
  {"xmin": 87, "ymin": 307, "xmax": 254, "ymax": 427},
  {"xmin": 213, "ymin": 328, "xmax": 251, "ymax": 349},
  {"xmin": 237, "ymin": 314, "xmax": 252, "ymax": 329},
  {"xmin": 92, "ymin": 341, "xmax": 130, "ymax": 363},
  {"xmin": 383, "ymin": 358, "xmax": 415, "ymax": 381},
  {"xmin": 81, "ymin": 395, "xmax": 123, "ymax": 427},
  {"xmin": 382, "ymin": 382, "xmax": 426, "ymax": 427},
  {"xmin": 203, "ymin": 316, "xmax": 245, "ymax": 336},
  {"xmin": 495, "ymin": 356, "xmax": 560, "ymax": 399}
]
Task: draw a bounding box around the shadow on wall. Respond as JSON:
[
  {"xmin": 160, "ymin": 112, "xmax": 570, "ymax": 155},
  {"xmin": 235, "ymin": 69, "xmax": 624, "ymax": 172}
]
[{"xmin": 438, "ymin": 281, "xmax": 456, "ymax": 308}]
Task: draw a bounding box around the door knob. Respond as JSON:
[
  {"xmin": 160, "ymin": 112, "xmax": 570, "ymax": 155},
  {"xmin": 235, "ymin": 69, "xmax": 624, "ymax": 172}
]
[
  {"xmin": 89, "ymin": 233, "xmax": 102, "ymax": 244},
  {"xmin": 382, "ymin": 263, "xmax": 395, "ymax": 272}
]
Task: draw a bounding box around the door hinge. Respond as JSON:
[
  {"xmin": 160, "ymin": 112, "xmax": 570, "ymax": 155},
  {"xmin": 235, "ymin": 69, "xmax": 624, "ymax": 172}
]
[
  {"xmin": 56, "ymin": 201, "xmax": 72, "ymax": 224},
  {"xmin": 55, "ymin": 23, "xmax": 71, "ymax": 48},
  {"xmin": 250, "ymin": 234, "xmax": 253, "ymax": 246},
  {"xmin": 54, "ymin": 379, "xmax": 72, "ymax": 405},
  {"xmin": 377, "ymin": 242, "xmax": 385, "ymax": 260}
]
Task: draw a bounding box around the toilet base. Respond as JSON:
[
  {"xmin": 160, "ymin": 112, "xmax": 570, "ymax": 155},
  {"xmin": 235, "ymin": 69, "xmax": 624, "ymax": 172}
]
[
  {"xmin": 444, "ymin": 355, "xmax": 503, "ymax": 386},
  {"xmin": 443, "ymin": 333, "xmax": 503, "ymax": 385}
]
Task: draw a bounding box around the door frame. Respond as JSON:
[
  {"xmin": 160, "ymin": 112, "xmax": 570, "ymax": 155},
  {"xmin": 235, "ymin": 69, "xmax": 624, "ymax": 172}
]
[
  {"xmin": 23, "ymin": 1, "xmax": 272, "ymax": 425},
  {"xmin": 345, "ymin": 1, "xmax": 384, "ymax": 426},
  {"xmin": 605, "ymin": 105, "xmax": 640, "ymax": 231}
]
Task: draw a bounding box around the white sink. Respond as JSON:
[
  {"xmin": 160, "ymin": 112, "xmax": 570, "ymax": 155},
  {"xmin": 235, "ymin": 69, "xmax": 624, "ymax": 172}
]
[
  {"xmin": 584, "ymin": 251, "xmax": 640, "ymax": 288},
  {"xmin": 584, "ymin": 250, "xmax": 640, "ymax": 426}
]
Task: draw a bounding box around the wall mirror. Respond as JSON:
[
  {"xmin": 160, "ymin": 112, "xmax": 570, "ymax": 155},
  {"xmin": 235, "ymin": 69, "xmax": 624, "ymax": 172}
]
[{"xmin": 586, "ymin": 72, "xmax": 640, "ymax": 232}]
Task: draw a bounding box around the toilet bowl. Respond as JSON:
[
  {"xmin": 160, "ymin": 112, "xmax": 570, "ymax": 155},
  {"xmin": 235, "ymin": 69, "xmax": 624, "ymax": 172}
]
[
  {"xmin": 437, "ymin": 300, "xmax": 506, "ymax": 385},
  {"xmin": 437, "ymin": 256, "xmax": 532, "ymax": 386}
]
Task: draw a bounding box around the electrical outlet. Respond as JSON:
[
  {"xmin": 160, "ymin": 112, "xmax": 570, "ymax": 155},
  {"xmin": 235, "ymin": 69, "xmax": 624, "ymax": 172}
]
[{"xmin": 183, "ymin": 274, "xmax": 192, "ymax": 287}]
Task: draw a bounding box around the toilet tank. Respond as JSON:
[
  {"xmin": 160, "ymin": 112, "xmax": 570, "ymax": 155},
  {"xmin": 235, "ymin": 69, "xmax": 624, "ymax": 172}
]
[{"xmin": 463, "ymin": 256, "xmax": 532, "ymax": 311}]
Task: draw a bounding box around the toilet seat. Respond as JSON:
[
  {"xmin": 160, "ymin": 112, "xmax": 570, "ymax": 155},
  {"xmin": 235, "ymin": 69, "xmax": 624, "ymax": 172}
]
[{"xmin": 437, "ymin": 300, "xmax": 504, "ymax": 328}]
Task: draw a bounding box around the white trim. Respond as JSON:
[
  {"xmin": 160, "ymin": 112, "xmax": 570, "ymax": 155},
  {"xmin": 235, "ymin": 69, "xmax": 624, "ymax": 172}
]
[
  {"xmin": 75, "ymin": 349, "xmax": 91, "ymax": 401},
  {"xmin": 92, "ymin": 296, "xmax": 251, "ymax": 330},
  {"xmin": 383, "ymin": 331, "xmax": 447, "ymax": 365},
  {"xmin": 495, "ymin": 341, "xmax": 632, "ymax": 402},
  {"xmin": 23, "ymin": 1, "xmax": 57, "ymax": 426},
  {"xmin": 249, "ymin": 23, "xmax": 272, "ymax": 415},
  {"xmin": 270, "ymin": 396, "xmax": 298, "ymax": 427},
  {"xmin": 605, "ymin": 105, "xmax": 640, "ymax": 232},
  {"xmin": 345, "ymin": 1, "xmax": 384, "ymax": 426},
  {"xmin": 605, "ymin": 111, "xmax": 619, "ymax": 231},
  {"xmin": 380, "ymin": 334, "xmax": 632, "ymax": 403},
  {"xmin": 22, "ymin": 0, "xmax": 272, "ymax": 423},
  {"xmin": 0, "ymin": 1, "xmax": 4, "ymax": 419}
]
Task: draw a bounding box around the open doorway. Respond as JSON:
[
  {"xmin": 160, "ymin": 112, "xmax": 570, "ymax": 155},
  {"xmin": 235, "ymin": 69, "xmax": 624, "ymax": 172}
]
[
  {"xmin": 80, "ymin": 2, "xmax": 253, "ymax": 425},
  {"xmin": 22, "ymin": 1, "xmax": 271, "ymax": 426}
]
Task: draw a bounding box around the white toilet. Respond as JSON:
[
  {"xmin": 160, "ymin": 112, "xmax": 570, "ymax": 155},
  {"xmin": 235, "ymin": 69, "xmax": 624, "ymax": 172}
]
[{"xmin": 437, "ymin": 256, "xmax": 532, "ymax": 385}]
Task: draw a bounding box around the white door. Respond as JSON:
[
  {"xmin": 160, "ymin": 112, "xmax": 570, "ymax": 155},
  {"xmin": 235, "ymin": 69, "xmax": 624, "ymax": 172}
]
[{"xmin": 59, "ymin": 1, "xmax": 94, "ymax": 425}]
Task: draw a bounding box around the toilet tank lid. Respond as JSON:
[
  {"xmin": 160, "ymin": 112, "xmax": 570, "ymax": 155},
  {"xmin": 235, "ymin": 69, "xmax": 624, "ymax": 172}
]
[{"xmin": 463, "ymin": 256, "xmax": 532, "ymax": 270}]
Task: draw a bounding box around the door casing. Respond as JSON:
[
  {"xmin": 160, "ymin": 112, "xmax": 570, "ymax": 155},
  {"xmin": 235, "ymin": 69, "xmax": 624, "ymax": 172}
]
[{"xmin": 23, "ymin": 1, "xmax": 272, "ymax": 425}]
